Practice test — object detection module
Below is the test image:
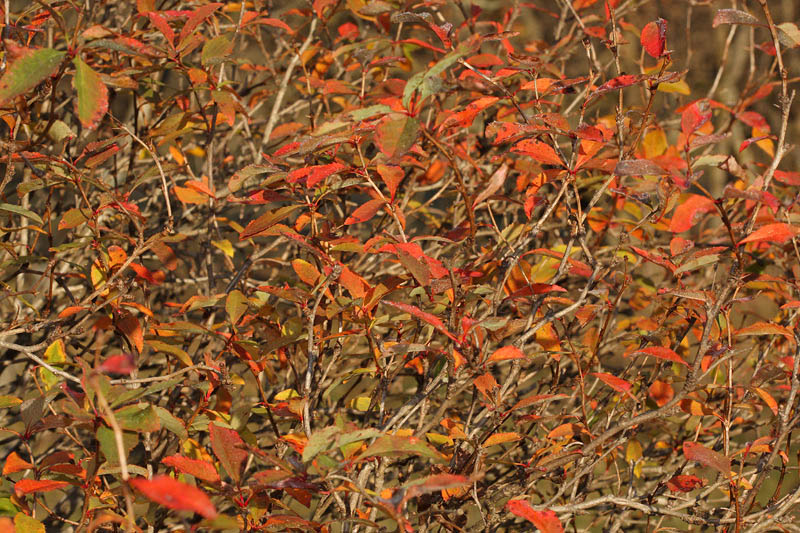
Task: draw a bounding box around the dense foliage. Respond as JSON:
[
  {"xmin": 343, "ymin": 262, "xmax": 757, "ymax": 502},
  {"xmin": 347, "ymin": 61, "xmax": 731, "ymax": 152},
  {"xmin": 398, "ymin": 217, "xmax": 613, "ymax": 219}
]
[{"xmin": 0, "ymin": 0, "xmax": 799, "ymax": 531}]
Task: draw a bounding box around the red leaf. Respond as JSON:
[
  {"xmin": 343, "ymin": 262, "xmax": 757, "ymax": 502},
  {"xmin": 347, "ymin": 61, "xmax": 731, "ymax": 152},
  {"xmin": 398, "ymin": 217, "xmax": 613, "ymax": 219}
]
[
  {"xmin": 130, "ymin": 475, "xmax": 217, "ymax": 518},
  {"xmin": 641, "ymin": 18, "xmax": 667, "ymax": 58},
  {"xmin": 506, "ymin": 499, "xmax": 564, "ymax": 533},
  {"xmin": 344, "ymin": 198, "xmax": 385, "ymax": 225},
  {"xmin": 209, "ymin": 423, "xmax": 248, "ymax": 485},
  {"xmin": 14, "ymin": 479, "xmax": 69, "ymax": 495},
  {"xmin": 178, "ymin": 3, "xmax": 223, "ymax": 45},
  {"xmin": 142, "ymin": 12, "xmax": 175, "ymax": 48},
  {"xmin": 739, "ymin": 135, "xmax": 771, "ymax": 152},
  {"xmin": 97, "ymin": 353, "xmax": 137, "ymax": 375},
  {"xmin": 738, "ymin": 223, "xmax": 797, "ymax": 246},
  {"xmin": 591, "ymin": 373, "xmax": 634, "ymax": 399},
  {"xmin": 667, "ymin": 474, "xmax": 705, "ymax": 492},
  {"xmin": 681, "ymin": 100, "xmax": 712, "ymax": 136},
  {"xmin": 591, "ymin": 74, "xmax": 644, "ymax": 99},
  {"xmin": 633, "ymin": 346, "xmax": 688, "ymax": 367},
  {"xmin": 288, "ymin": 163, "xmax": 348, "ymax": 188},
  {"xmin": 683, "ymin": 441, "xmax": 730, "ymax": 476},
  {"xmin": 383, "ymin": 301, "xmax": 458, "ymax": 342},
  {"xmin": 162, "ymin": 455, "xmax": 221, "ymax": 484},
  {"xmin": 511, "ymin": 139, "xmax": 563, "ymax": 166},
  {"xmin": 669, "ymin": 194, "xmax": 716, "ymax": 233}
]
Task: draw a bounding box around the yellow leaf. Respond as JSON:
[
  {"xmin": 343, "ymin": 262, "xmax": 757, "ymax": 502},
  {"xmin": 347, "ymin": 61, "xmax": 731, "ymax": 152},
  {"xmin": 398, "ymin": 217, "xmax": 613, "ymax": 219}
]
[
  {"xmin": 753, "ymin": 126, "xmax": 774, "ymax": 157},
  {"xmin": 274, "ymin": 389, "xmax": 300, "ymax": 401},
  {"xmin": 626, "ymin": 439, "xmax": 643, "ymax": 463},
  {"xmin": 211, "ymin": 239, "xmax": 235, "ymax": 258},
  {"xmin": 642, "ymin": 128, "xmax": 668, "ymax": 158},
  {"xmin": 658, "ymin": 79, "xmax": 690, "ymax": 95},
  {"xmin": 44, "ymin": 339, "xmax": 67, "ymax": 363},
  {"xmin": 426, "ymin": 432, "xmax": 454, "ymax": 446},
  {"xmin": 350, "ymin": 396, "xmax": 371, "ymax": 411}
]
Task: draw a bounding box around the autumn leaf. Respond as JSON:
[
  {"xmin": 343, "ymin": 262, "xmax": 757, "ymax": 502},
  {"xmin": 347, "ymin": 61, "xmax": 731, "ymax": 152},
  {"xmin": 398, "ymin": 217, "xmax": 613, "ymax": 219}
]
[
  {"xmin": 73, "ymin": 57, "xmax": 108, "ymax": 129},
  {"xmin": 738, "ymin": 223, "xmax": 797, "ymax": 246},
  {"xmin": 641, "ymin": 18, "xmax": 668, "ymax": 58},
  {"xmin": 130, "ymin": 476, "xmax": 217, "ymax": 518},
  {"xmin": 506, "ymin": 499, "xmax": 564, "ymax": 533},
  {"xmin": 14, "ymin": 479, "xmax": 69, "ymax": 495},
  {"xmin": 209, "ymin": 423, "xmax": 248, "ymax": 485},
  {"xmin": 670, "ymin": 194, "xmax": 716, "ymax": 233},
  {"xmin": 511, "ymin": 139, "xmax": 564, "ymax": 167},
  {"xmin": 487, "ymin": 345, "xmax": 525, "ymax": 363},
  {"xmin": 375, "ymin": 114, "xmax": 420, "ymax": 159},
  {"xmin": 344, "ymin": 198, "xmax": 385, "ymax": 225},
  {"xmin": 0, "ymin": 46, "xmax": 65, "ymax": 104},
  {"xmin": 683, "ymin": 441, "xmax": 730, "ymax": 477},
  {"xmin": 162, "ymin": 455, "xmax": 221, "ymax": 484},
  {"xmin": 383, "ymin": 300, "xmax": 458, "ymax": 342},
  {"xmin": 667, "ymin": 475, "xmax": 705, "ymax": 492},
  {"xmin": 633, "ymin": 346, "xmax": 688, "ymax": 367}
]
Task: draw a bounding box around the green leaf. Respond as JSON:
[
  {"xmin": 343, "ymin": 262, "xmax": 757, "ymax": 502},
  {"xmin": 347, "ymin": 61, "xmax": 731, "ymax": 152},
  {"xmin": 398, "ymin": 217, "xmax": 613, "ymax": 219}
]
[
  {"xmin": 146, "ymin": 339, "xmax": 193, "ymax": 367},
  {"xmin": 114, "ymin": 403, "xmax": 161, "ymax": 432},
  {"xmin": 73, "ymin": 57, "xmax": 109, "ymax": 129},
  {"xmin": 58, "ymin": 207, "xmax": 92, "ymax": 230},
  {"xmin": 0, "ymin": 47, "xmax": 65, "ymax": 104},
  {"xmin": 202, "ymin": 35, "xmax": 233, "ymax": 66},
  {"xmin": 96, "ymin": 426, "xmax": 138, "ymax": 466},
  {"xmin": 0, "ymin": 203, "xmax": 43, "ymax": 225},
  {"xmin": 14, "ymin": 512, "xmax": 45, "ymax": 533},
  {"xmin": 228, "ymin": 163, "xmax": 279, "ymax": 192},
  {"xmin": 239, "ymin": 205, "xmax": 302, "ymax": 240},
  {"xmin": 358, "ymin": 434, "xmax": 446, "ymax": 463},
  {"xmin": 153, "ymin": 405, "xmax": 188, "ymax": 441},
  {"xmin": 0, "ymin": 395, "xmax": 22, "ymax": 409},
  {"xmin": 402, "ymin": 49, "xmax": 465, "ymax": 109}
]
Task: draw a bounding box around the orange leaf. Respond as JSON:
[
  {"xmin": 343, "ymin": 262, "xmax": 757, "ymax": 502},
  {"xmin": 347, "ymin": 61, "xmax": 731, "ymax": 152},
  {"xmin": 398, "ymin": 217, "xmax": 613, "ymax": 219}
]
[
  {"xmin": 130, "ymin": 475, "xmax": 217, "ymax": 518},
  {"xmin": 648, "ymin": 380, "xmax": 674, "ymax": 407},
  {"xmin": 14, "ymin": 479, "xmax": 69, "ymax": 495},
  {"xmin": 3, "ymin": 452, "xmax": 33, "ymax": 475},
  {"xmin": 344, "ymin": 198, "xmax": 385, "ymax": 225},
  {"xmin": 487, "ymin": 345, "xmax": 525, "ymax": 363},
  {"xmin": 511, "ymin": 139, "xmax": 563, "ymax": 167},
  {"xmin": 506, "ymin": 499, "xmax": 564, "ymax": 533},
  {"xmin": 633, "ymin": 346, "xmax": 688, "ymax": 367},
  {"xmin": 753, "ymin": 387, "xmax": 779, "ymax": 415},
  {"xmin": 670, "ymin": 194, "xmax": 716, "ymax": 233},
  {"xmin": 482, "ymin": 432, "xmax": 522, "ymax": 448},
  {"xmin": 116, "ymin": 311, "xmax": 143, "ymax": 353},
  {"xmin": 738, "ymin": 223, "xmax": 797, "ymax": 246}
]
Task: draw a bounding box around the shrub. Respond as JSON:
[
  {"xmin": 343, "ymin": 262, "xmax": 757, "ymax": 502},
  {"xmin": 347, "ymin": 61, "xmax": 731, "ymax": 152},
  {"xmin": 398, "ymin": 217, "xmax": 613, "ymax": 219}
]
[{"xmin": 0, "ymin": 1, "xmax": 798, "ymax": 532}]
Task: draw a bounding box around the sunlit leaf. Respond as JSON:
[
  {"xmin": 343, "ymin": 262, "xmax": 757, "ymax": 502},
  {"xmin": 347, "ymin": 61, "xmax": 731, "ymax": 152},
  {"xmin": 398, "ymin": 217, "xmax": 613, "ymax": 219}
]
[
  {"xmin": 130, "ymin": 475, "xmax": 217, "ymax": 518},
  {"xmin": 0, "ymin": 46, "xmax": 64, "ymax": 104}
]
